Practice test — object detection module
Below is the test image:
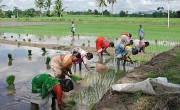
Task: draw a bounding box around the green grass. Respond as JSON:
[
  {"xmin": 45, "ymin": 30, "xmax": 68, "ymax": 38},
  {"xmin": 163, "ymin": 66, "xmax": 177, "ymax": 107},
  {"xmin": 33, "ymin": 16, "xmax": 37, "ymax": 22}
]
[
  {"xmin": 1, "ymin": 16, "xmax": 180, "ymax": 25},
  {"xmin": 147, "ymin": 49, "xmax": 180, "ymax": 84},
  {"xmin": 0, "ymin": 16, "xmax": 180, "ymax": 42}
]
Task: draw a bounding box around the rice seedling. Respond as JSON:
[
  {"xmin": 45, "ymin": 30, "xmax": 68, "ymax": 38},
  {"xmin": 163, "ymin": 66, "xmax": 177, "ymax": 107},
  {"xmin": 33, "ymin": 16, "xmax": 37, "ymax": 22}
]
[
  {"xmin": 73, "ymin": 69, "xmax": 125, "ymax": 109},
  {"xmin": 6, "ymin": 75, "xmax": 15, "ymax": 89},
  {"xmin": 11, "ymin": 36, "xmax": 13, "ymax": 38},
  {"xmin": 8, "ymin": 53, "xmax": 13, "ymax": 60},
  {"xmin": 67, "ymin": 100, "xmax": 77, "ymax": 109},
  {"xmin": 82, "ymin": 43, "xmax": 85, "ymax": 47},
  {"xmin": 41, "ymin": 47, "xmax": 47, "ymax": 53},
  {"xmin": 28, "ymin": 38, "xmax": 31, "ymax": 42},
  {"xmin": 28, "ymin": 50, "xmax": 32, "ymax": 55},
  {"xmin": 45, "ymin": 57, "xmax": 51, "ymax": 64},
  {"xmin": 23, "ymin": 39, "xmax": 26, "ymax": 41},
  {"xmin": 17, "ymin": 42, "xmax": 21, "ymax": 47}
]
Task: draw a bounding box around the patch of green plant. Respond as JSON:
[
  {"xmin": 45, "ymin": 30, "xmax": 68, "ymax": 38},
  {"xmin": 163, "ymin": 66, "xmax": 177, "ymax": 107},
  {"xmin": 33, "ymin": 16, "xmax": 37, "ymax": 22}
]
[
  {"xmin": 41, "ymin": 47, "xmax": 47, "ymax": 53},
  {"xmin": 67, "ymin": 100, "xmax": 77, "ymax": 108},
  {"xmin": 6, "ymin": 75, "xmax": 15, "ymax": 89},
  {"xmin": 71, "ymin": 75, "xmax": 83, "ymax": 82},
  {"xmin": 81, "ymin": 43, "xmax": 85, "ymax": 47},
  {"xmin": 28, "ymin": 38, "xmax": 31, "ymax": 42},
  {"xmin": 147, "ymin": 48, "xmax": 180, "ymax": 84},
  {"xmin": 45, "ymin": 57, "xmax": 51, "ymax": 64},
  {"xmin": 28, "ymin": 50, "xmax": 32, "ymax": 55},
  {"xmin": 132, "ymin": 91, "xmax": 144, "ymax": 101},
  {"xmin": 8, "ymin": 53, "xmax": 12, "ymax": 60},
  {"xmin": 17, "ymin": 42, "xmax": 21, "ymax": 46}
]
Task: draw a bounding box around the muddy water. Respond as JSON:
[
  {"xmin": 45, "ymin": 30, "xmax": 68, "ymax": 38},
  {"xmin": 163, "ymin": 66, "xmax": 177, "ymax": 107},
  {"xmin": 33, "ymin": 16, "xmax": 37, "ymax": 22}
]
[
  {"xmin": 1, "ymin": 33, "xmax": 179, "ymax": 47},
  {"xmin": 0, "ymin": 33, "xmax": 139, "ymax": 110}
]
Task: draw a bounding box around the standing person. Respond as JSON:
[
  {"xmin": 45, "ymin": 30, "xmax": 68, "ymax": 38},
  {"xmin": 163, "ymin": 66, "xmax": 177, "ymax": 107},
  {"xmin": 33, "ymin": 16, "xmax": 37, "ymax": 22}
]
[
  {"xmin": 138, "ymin": 25, "xmax": 145, "ymax": 41},
  {"xmin": 120, "ymin": 32, "xmax": 133, "ymax": 46},
  {"xmin": 134, "ymin": 39, "xmax": 149, "ymax": 53},
  {"xmin": 49, "ymin": 53, "xmax": 81, "ymax": 79},
  {"xmin": 71, "ymin": 47, "xmax": 93, "ymax": 74},
  {"xmin": 30, "ymin": 73, "xmax": 74, "ymax": 110},
  {"xmin": 96, "ymin": 36, "xmax": 114, "ymax": 59},
  {"xmin": 115, "ymin": 44, "xmax": 138, "ymax": 70},
  {"xmin": 71, "ymin": 21, "xmax": 75, "ymax": 37}
]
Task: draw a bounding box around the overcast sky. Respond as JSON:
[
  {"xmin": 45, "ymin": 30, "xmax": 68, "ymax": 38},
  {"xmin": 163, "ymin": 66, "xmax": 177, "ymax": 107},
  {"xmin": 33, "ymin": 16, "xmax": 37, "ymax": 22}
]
[{"xmin": 1, "ymin": 0, "xmax": 180, "ymax": 13}]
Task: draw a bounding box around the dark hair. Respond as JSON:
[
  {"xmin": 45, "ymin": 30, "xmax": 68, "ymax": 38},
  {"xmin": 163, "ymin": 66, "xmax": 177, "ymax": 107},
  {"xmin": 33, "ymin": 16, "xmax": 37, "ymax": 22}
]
[
  {"xmin": 60, "ymin": 79, "xmax": 74, "ymax": 92},
  {"xmin": 86, "ymin": 52, "xmax": 93, "ymax": 60},
  {"xmin": 129, "ymin": 40, "xmax": 133, "ymax": 45},
  {"xmin": 132, "ymin": 48, "xmax": 138, "ymax": 55},
  {"xmin": 110, "ymin": 42, "xmax": 114, "ymax": 47},
  {"xmin": 72, "ymin": 51, "xmax": 81, "ymax": 58},
  {"xmin": 129, "ymin": 33, "xmax": 132, "ymax": 38},
  {"xmin": 72, "ymin": 21, "xmax": 74, "ymax": 24},
  {"xmin": 140, "ymin": 24, "xmax": 142, "ymax": 27},
  {"xmin": 145, "ymin": 42, "xmax": 149, "ymax": 46}
]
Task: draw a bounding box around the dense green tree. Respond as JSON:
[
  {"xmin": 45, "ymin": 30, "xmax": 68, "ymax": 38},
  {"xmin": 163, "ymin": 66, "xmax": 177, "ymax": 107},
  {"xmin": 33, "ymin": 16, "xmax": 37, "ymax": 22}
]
[
  {"xmin": 35, "ymin": 0, "xmax": 45, "ymax": 17},
  {"xmin": 24, "ymin": 8, "xmax": 36, "ymax": 17},
  {"xmin": 45, "ymin": 0, "xmax": 52, "ymax": 16},
  {"xmin": 97, "ymin": 0, "xmax": 107, "ymax": 16},
  {"xmin": 177, "ymin": 10, "xmax": 180, "ymax": 18},
  {"xmin": 14, "ymin": 7, "xmax": 18, "ymax": 18},
  {"xmin": 107, "ymin": 0, "xmax": 116, "ymax": 16},
  {"xmin": 0, "ymin": 0, "xmax": 5, "ymax": 18},
  {"xmin": 54, "ymin": 0, "xmax": 66, "ymax": 17},
  {"xmin": 5, "ymin": 10, "xmax": 13, "ymax": 18}
]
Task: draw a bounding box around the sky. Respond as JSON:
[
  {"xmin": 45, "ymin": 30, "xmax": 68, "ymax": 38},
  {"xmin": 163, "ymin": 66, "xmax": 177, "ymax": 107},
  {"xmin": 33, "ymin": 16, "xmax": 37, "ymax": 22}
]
[{"xmin": 1, "ymin": 0, "xmax": 180, "ymax": 14}]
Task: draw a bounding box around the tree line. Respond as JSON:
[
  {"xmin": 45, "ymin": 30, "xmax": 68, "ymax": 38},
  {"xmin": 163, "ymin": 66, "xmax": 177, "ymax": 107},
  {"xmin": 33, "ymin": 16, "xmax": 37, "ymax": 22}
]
[{"xmin": 0, "ymin": 0, "xmax": 180, "ymax": 18}]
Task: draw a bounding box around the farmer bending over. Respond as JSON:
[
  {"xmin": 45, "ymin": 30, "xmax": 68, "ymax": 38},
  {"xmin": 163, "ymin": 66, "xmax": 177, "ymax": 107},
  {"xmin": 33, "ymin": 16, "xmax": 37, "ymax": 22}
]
[
  {"xmin": 115, "ymin": 44, "xmax": 138, "ymax": 70},
  {"xmin": 71, "ymin": 47, "xmax": 93, "ymax": 74},
  {"xmin": 49, "ymin": 53, "xmax": 81, "ymax": 79},
  {"xmin": 96, "ymin": 36, "xmax": 114, "ymax": 59},
  {"xmin": 134, "ymin": 39, "xmax": 149, "ymax": 53},
  {"xmin": 120, "ymin": 32, "xmax": 133, "ymax": 46},
  {"xmin": 30, "ymin": 73, "xmax": 74, "ymax": 110}
]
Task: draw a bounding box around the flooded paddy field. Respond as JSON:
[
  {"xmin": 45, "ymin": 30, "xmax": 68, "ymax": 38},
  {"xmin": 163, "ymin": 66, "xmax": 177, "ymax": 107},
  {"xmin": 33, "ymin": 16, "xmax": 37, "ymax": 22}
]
[
  {"xmin": 0, "ymin": 43, "xmax": 138, "ymax": 110},
  {"xmin": 1, "ymin": 32, "xmax": 177, "ymax": 109}
]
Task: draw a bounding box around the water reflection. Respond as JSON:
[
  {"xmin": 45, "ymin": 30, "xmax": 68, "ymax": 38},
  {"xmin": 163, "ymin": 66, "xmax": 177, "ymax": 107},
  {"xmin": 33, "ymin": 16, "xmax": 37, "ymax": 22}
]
[
  {"xmin": 28, "ymin": 55, "xmax": 32, "ymax": 61},
  {"xmin": 8, "ymin": 60, "xmax": 13, "ymax": 66}
]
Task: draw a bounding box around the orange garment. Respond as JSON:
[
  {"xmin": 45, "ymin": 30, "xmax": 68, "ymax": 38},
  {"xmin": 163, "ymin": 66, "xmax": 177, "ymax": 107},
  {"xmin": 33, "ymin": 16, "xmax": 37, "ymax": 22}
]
[
  {"xmin": 61, "ymin": 54, "xmax": 73, "ymax": 69},
  {"xmin": 96, "ymin": 36, "xmax": 110, "ymax": 51}
]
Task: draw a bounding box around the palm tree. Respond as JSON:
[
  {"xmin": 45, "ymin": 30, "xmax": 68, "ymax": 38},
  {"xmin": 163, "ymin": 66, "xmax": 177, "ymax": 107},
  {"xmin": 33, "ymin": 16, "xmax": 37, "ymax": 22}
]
[
  {"xmin": 97, "ymin": 0, "xmax": 107, "ymax": 16},
  {"xmin": 54, "ymin": 0, "xmax": 66, "ymax": 17},
  {"xmin": 35, "ymin": 0, "xmax": 45, "ymax": 17},
  {"xmin": 14, "ymin": 7, "xmax": 18, "ymax": 18},
  {"xmin": 107, "ymin": 0, "xmax": 116, "ymax": 16},
  {"xmin": 45, "ymin": 0, "xmax": 52, "ymax": 16}
]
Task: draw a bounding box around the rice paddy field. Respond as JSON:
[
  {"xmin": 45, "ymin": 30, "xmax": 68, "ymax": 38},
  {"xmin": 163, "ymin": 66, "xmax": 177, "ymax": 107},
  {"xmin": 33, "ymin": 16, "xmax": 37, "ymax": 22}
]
[{"xmin": 0, "ymin": 16, "xmax": 179, "ymax": 110}]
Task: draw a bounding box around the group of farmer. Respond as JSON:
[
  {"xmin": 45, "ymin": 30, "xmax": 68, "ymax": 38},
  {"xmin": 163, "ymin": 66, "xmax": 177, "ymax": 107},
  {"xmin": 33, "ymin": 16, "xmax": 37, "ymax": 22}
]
[{"xmin": 30, "ymin": 24, "xmax": 149, "ymax": 110}]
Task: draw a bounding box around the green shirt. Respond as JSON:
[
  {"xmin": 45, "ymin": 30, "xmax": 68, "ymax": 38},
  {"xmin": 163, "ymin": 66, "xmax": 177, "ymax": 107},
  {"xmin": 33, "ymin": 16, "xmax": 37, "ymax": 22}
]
[{"xmin": 32, "ymin": 73, "xmax": 60, "ymax": 99}]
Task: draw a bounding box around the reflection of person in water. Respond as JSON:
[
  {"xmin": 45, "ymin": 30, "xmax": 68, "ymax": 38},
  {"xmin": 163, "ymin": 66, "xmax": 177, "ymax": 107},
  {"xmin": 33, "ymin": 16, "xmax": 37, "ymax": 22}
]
[{"xmin": 30, "ymin": 73, "xmax": 74, "ymax": 110}]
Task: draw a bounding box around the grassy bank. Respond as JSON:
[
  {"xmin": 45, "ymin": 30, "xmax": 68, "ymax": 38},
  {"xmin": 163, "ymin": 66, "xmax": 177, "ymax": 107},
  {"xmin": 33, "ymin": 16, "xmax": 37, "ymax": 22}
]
[{"xmin": 147, "ymin": 48, "xmax": 180, "ymax": 84}]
